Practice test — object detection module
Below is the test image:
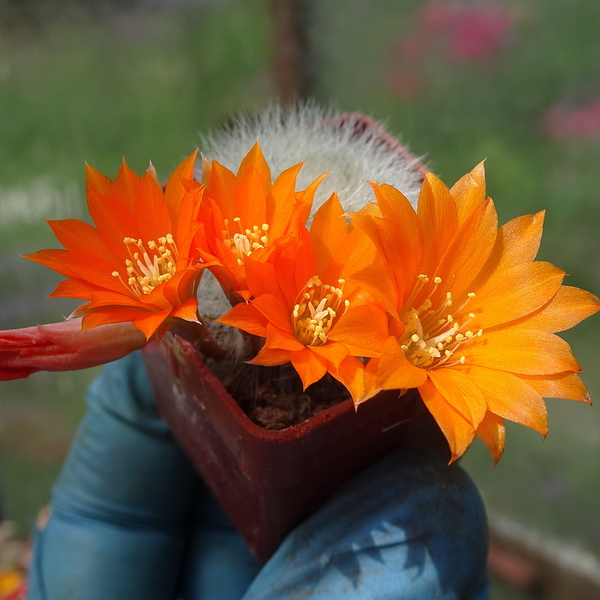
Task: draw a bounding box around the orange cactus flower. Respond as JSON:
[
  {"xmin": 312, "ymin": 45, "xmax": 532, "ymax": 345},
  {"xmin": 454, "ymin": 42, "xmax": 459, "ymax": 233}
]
[
  {"xmin": 218, "ymin": 193, "xmax": 389, "ymax": 401},
  {"xmin": 196, "ymin": 142, "xmax": 326, "ymax": 301},
  {"xmin": 25, "ymin": 153, "xmax": 213, "ymax": 340},
  {"xmin": 351, "ymin": 164, "xmax": 600, "ymax": 463}
]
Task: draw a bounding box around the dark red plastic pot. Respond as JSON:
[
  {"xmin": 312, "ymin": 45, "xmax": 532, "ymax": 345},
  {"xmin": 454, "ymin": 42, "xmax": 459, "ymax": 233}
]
[{"xmin": 142, "ymin": 333, "xmax": 434, "ymax": 563}]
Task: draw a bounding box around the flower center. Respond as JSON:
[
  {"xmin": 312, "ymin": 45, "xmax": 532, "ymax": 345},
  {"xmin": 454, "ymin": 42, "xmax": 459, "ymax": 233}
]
[
  {"xmin": 112, "ymin": 234, "xmax": 178, "ymax": 296},
  {"xmin": 399, "ymin": 275, "xmax": 482, "ymax": 369},
  {"xmin": 222, "ymin": 217, "xmax": 269, "ymax": 266},
  {"xmin": 292, "ymin": 276, "xmax": 349, "ymax": 346}
]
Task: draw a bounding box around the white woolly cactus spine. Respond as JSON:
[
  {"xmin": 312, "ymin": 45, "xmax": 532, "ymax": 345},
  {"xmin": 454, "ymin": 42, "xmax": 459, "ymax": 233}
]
[{"xmin": 197, "ymin": 103, "xmax": 425, "ymax": 212}]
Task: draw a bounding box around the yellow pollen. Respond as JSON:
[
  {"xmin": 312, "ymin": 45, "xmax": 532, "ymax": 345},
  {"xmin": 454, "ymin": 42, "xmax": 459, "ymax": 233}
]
[
  {"xmin": 419, "ymin": 298, "xmax": 432, "ymax": 311},
  {"xmin": 292, "ymin": 276, "xmax": 348, "ymax": 346},
  {"xmin": 113, "ymin": 234, "xmax": 179, "ymax": 296},
  {"xmin": 221, "ymin": 217, "xmax": 270, "ymax": 264},
  {"xmin": 397, "ymin": 274, "xmax": 485, "ymax": 369}
]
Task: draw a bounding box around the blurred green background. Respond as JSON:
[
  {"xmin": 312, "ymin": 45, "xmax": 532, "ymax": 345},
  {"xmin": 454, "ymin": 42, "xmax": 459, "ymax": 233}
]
[{"xmin": 1, "ymin": 0, "xmax": 600, "ymax": 597}]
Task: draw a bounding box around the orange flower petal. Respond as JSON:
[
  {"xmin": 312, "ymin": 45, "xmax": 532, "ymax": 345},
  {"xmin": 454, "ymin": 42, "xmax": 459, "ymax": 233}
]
[
  {"xmin": 26, "ymin": 249, "xmax": 126, "ymax": 295},
  {"xmin": 515, "ymin": 285, "xmax": 600, "ymax": 333},
  {"xmin": 170, "ymin": 297, "xmax": 200, "ymax": 322},
  {"xmin": 264, "ymin": 323, "xmax": 306, "ymax": 352},
  {"xmin": 492, "ymin": 211, "xmax": 545, "ymax": 271},
  {"xmin": 164, "ymin": 151, "xmax": 198, "ymax": 223},
  {"xmin": 85, "ymin": 163, "xmax": 114, "ymax": 196},
  {"xmin": 237, "ymin": 141, "xmax": 271, "ymax": 187},
  {"xmin": 310, "ymin": 192, "xmax": 347, "ymax": 275},
  {"xmin": 267, "ymin": 162, "xmax": 304, "ymax": 237},
  {"xmin": 131, "ymin": 308, "xmax": 173, "ymax": 340},
  {"xmin": 81, "ymin": 306, "xmax": 154, "ymax": 331},
  {"xmin": 333, "ymin": 356, "xmax": 365, "ymax": 404},
  {"xmin": 175, "ymin": 185, "xmax": 205, "ymax": 254},
  {"xmin": 475, "ymin": 411, "xmax": 506, "ymax": 465},
  {"xmin": 324, "ymin": 225, "xmax": 378, "ymax": 285},
  {"xmin": 328, "ymin": 304, "xmax": 389, "ymax": 357},
  {"xmin": 85, "ymin": 290, "xmax": 158, "ymax": 310},
  {"xmin": 49, "ymin": 278, "xmax": 105, "ymax": 301},
  {"xmin": 206, "ymin": 160, "xmax": 238, "ymax": 219},
  {"xmin": 218, "ymin": 303, "xmax": 269, "ymax": 338},
  {"xmin": 134, "ymin": 172, "xmax": 174, "ymax": 241},
  {"xmin": 463, "ymin": 328, "xmax": 581, "ymax": 375},
  {"xmin": 376, "ymin": 337, "xmax": 428, "ymax": 390},
  {"xmin": 236, "ymin": 163, "xmax": 268, "ymax": 228},
  {"xmin": 418, "ymin": 172, "xmax": 458, "ymax": 277},
  {"xmin": 349, "ymin": 263, "xmax": 399, "ymax": 318},
  {"xmin": 290, "ymin": 348, "xmax": 328, "ymax": 390},
  {"xmin": 471, "ymin": 261, "xmax": 565, "ymax": 329},
  {"xmin": 309, "ymin": 341, "xmax": 349, "ymax": 370},
  {"xmin": 241, "ymin": 255, "xmax": 279, "ymax": 298},
  {"xmin": 45, "ymin": 219, "xmax": 117, "ymax": 263},
  {"xmin": 428, "ymin": 368, "xmax": 487, "ymax": 429},
  {"xmin": 250, "ymin": 346, "xmax": 291, "ymax": 367},
  {"xmin": 434, "ymin": 199, "xmax": 498, "ymax": 299},
  {"xmin": 418, "ymin": 378, "xmax": 476, "ymax": 462},
  {"xmin": 450, "ymin": 161, "xmax": 487, "ymax": 225},
  {"xmin": 522, "ymin": 371, "xmax": 591, "ymax": 403},
  {"xmin": 461, "ymin": 364, "xmax": 548, "ymax": 435},
  {"xmin": 251, "ymin": 294, "xmax": 295, "ymax": 335}
]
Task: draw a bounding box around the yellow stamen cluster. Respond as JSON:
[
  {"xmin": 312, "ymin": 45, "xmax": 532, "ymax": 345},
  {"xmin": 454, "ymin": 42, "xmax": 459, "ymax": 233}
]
[
  {"xmin": 399, "ymin": 275, "xmax": 482, "ymax": 368},
  {"xmin": 112, "ymin": 234, "xmax": 178, "ymax": 296},
  {"xmin": 292, "ymin": 276, "xmax": 349, "ymax": 346},
  {"xmin": 222, "ymin": 217, "xmax": 269, "ymax": 266}
]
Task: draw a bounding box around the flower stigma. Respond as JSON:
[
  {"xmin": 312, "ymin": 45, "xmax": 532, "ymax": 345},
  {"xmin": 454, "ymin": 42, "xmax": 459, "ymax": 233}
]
[
  {"xmin": 222, "ymin": 218, "xmax": 269, "ymax": 266},
  {"xmin": 112, "ymin": 234, "xmax": 179, "ymax": 296},
  {"xmin": 292, "ymin": 276, "xmax": 349, "ymax": 346},
  {"xmin": 399, "ymin": 275, "xmax": 481, "ymax": 368}
]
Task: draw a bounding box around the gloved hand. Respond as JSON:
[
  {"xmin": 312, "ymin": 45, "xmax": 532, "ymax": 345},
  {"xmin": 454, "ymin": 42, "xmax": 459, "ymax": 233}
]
[{"xmin": 27, "ymin": 351, "xmax": 490, "ymax": 600}]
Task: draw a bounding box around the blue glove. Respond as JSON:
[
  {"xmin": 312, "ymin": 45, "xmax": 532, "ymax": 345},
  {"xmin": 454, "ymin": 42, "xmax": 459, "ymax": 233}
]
[{"xmin": 27, "ymin": 352, "xmax": 489, "ymax": 599}]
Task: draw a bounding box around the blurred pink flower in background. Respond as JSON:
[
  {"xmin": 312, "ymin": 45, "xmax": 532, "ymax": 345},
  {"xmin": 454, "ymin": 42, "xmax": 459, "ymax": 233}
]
[
  {"xmin": 421, "ymin": 1, "xmax": 513, "ymax": 61},
  {"xmin": 387, "ymin": 1, "xmax": 514, "ymax": 99},
  {"xmin": 543, "ymin": 100, "xmax": 600, "ymax": 140}
]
